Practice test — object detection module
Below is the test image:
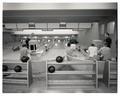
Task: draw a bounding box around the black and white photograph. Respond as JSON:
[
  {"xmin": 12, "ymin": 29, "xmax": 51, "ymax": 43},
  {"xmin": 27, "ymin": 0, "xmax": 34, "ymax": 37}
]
[{"xmin": 2, "ymin": 2, "xmax": 118, "ymax": 93}]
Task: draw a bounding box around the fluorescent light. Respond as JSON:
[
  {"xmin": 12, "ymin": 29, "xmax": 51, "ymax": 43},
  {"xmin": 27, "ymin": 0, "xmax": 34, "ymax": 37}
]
[
  {"xmin": 53, "ymin": 29, "xmax": 72, "ymax": 31},
  {"xmin": 60, "ymin": 22, "xmax": 66, "ymax": 24},
  {"xmin": 54, "ymin": 36, "xmax": 58, "ymax": 38},
  {"xmin": 65, "ymin": 36, "xmax": 69, "ymax": 38},
  {"xmin": 33, "ymin": 36, "xmax": 38, "ymax": 39},
  {"xmin": 13, "ymin": 29, "xmax": 79, "ymax": 35}
]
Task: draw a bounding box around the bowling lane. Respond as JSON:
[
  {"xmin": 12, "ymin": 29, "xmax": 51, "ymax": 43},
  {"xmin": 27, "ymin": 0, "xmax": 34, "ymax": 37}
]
[
  {"xmin": 52, "ymin": 40, "xmax": 66, "ymax": 49},
  {"xmin": 31, "ymin": 41, "xmax": 66, "ymax": 61},
  {"xmin": 39, "ymin": 49, "xmax": 66, "ymax": 61},
  {"xmin": 3, "ymin": 50, "xmax": 20, "ymax": 60},
  {"xmin": 3, "ymin": 39, "xmax": 88, "ymax": 63}
]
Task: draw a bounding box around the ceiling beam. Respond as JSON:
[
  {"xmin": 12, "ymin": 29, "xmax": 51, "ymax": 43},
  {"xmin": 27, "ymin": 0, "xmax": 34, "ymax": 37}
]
[{"xmin": 3, "ymin": 3, "xmax": 117, "ymax": 10}]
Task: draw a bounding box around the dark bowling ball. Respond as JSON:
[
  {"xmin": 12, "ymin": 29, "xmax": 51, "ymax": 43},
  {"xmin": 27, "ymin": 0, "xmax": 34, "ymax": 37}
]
[
  {"xmin": 21, "ymin": 56, "xmax": 29, "ymax": 62},
  {"xmin": 3, "ymin": 65, "xmax": 8, "ymax": 71},
  {"xmin": 14, "ymin": 65, "xmax": 22, "ymax": 72},
  {"xmin": 48, "ymin": 66, "xmax": 55, "ymax": 73},
  {"xmin": 84, "ymin": 48, "xmax": 88, "ymax": 52},
  {"xmin": 56, "ymin": 56, "xmax": 64, "ymax": 63}
]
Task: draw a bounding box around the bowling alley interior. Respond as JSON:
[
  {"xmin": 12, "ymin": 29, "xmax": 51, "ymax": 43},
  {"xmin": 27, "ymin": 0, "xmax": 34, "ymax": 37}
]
[{"xmin": 2, "ymin": 3, "xmax": 118, "ymax": 93}]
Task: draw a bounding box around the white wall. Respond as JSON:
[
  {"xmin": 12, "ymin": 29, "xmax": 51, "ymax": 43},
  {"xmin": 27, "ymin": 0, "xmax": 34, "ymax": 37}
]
[
  {"xmin": 78, "ymin": 22, "xmax": 99, "ymax": 47},
  {"xmin": 3, "ymin": 33, "xmax": 15, "ymax": 44},
  {"xmin": 99, "ymin": 21, "xmax": 117, "ymax": 58}
]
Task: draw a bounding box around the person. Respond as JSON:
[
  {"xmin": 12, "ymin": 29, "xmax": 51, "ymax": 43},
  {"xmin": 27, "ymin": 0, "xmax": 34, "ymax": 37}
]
[
  {"xmin": 87, "ymin": 44, "xmax": 98, "ymax": 58},
  {"xmin": 25, "ymin": 38, "xmax": 30, "ymax": 49},
  {"xmin": 76, "ymin": 45, "xmax": 81, "ymax": 52},
  {"xmin": 104, "ymin": 32, "xmax": 112, "ymax": 48},
  {"xmin": 65, "ymin": 43, "xmax": 71, "ymax": 55},
  {"xmin": 98, "ymin": 42, "xmax": 111, "ymax": 60},
  {"xmin": 29, "ymin": 39, "xmax": 37, "ymax": 51},
  {"xmin": 20, "ymin": 44, "xmax": 30, "ymax": 59},
  {"xmin": 44, "ymin": 44, "xmax": 48, "ymax": 52},
  {"xmin": 65, "ymin": 43, "xmax": 77, "ymax": 57},
  {"xmin": 66, "ymin": 43, "xmax": 89, "ymax": 61}
]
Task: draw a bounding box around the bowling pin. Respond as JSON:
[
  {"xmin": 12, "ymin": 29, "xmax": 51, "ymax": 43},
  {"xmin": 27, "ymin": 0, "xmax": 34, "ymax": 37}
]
[
  {"xmin": 48, "ymin": 40, "xmax": 50, "ymax": 42},
  {"xmin": 58, "ymin": 40, "xmax": 60, "ymax": 43},
  {"xmin": 55, "ymin": 43, "xmax": 58, "ymax": 46}
]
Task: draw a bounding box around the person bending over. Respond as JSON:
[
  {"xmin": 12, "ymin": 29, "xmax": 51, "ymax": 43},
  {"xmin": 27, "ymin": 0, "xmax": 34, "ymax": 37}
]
[{"xmin": 20, "ymin": 44, "xmax": 31, "ymax": 59}]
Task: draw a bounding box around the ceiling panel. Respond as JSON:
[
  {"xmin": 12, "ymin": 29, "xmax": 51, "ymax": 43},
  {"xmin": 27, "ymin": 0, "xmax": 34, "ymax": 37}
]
[{"xmin": 3, "ymin": 10, "xmax": 117, "ymax": 23}]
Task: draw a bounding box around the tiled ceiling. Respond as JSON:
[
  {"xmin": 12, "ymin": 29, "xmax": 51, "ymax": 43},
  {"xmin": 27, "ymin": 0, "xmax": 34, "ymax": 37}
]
[{"xmin": 3, "ymin": 10, "xmax": 117, "ymax": 23}]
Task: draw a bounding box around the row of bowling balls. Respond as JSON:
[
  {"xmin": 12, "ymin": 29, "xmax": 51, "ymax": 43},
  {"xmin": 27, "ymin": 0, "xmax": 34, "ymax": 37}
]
[
  {"xmin": 20, "ymin": 55, "xmax": 63, "ymax": 63},
  {"xmin": 3, "ymin": 56, "xmax": 64, "ymax": 73},
  {"xmin": 21, "ymin": 55, "xmax": 64, "ymax": 63},
  {"xmin": 3, "ymin": 65, "xmax": 55, "ymax": 73},
  {"xmin": 48, "ymin": 56, "xmax": 64, "ymax": 73},
  {"xmin": 3, "ymin": 65, "xmax": 22, "ymax": 72}
]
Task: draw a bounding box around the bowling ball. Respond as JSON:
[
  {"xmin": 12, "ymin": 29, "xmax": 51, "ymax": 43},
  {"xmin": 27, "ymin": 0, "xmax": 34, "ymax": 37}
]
[
  {"xmin": 48, "ymin": 66, "xmax": 55, "ymax": 73},
  {"xmin": 3, "ymin": 65, "xmax": 8, "ymax": 71},
  {"xmin": 14, "ymin": 65, "xmax": 22, "ymax": 72},
  {"xmin": 21, "ymin": 56, "xmax": 29, "ymax": 62},
  {"xmin": 56, "ymin": 56, "xmax": 64, "ymax": 63},
  {"xmin": 84, "ymin": 48, "xmax": 88, "ymax": 52}
]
